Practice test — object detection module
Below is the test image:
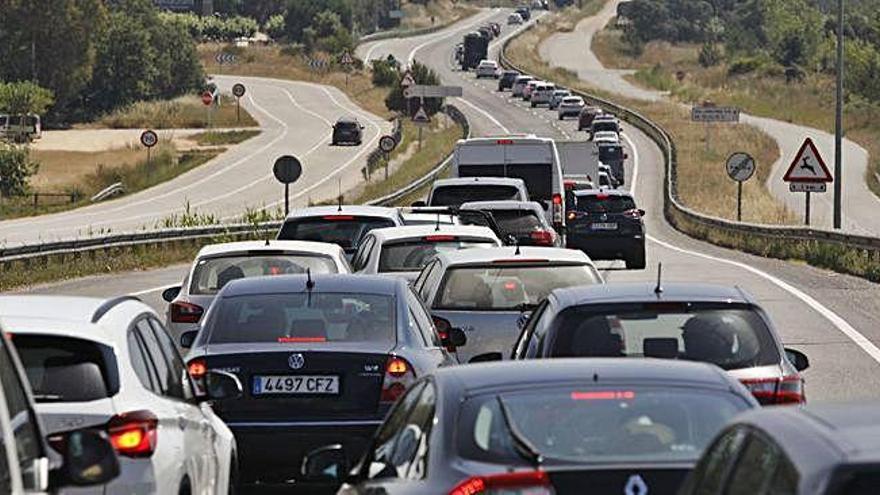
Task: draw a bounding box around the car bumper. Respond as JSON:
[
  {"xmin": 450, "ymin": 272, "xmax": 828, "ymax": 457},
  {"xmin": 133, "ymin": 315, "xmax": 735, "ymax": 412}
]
[
  {"xmin": 558, "ymin": 110, "xmax": 581, "ymax": 117},
  {"xmin": 567, "ymin": 234, "xmax": 644, "ymax": 258}
]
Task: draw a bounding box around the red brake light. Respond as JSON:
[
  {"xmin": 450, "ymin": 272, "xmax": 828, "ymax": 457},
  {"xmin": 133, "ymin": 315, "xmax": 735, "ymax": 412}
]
[
  {"xmin": 740, "ymin": 375, "xmax": 805, "ymax": 405},
  {"xmin": 529, "ymin": 230, "xmax": 555, "ymax": 246},
  {"xmin": 381, "ymin": 356, "xmax": 415, "ymax": 403},
  {"xmin": 496, "ymin": 139, "xmax": 514, "ymax": 145},
  {"xmin": 322, "ymin": 215, "xmax": 355, "ymax": 220},
  {"xmin": 107, "ymin": 410, "xmax": 158, "ymax": 457},
  {"xmin": 551, "ymin": 193, "xmax": 562, "ymax": 205},
  {"xmin": 432, "ymin": 316, "xmax": 458, "ymax": 352},
  {"xmin": 564, "ymin": 181, "xmax": 575, "ymax": 189},
  {"xmin": 571, "ymin": 390, "xmax": 635, "ymax": 400},
  {"xmin": 170, "ymin": 301, "xmax": 204, "ymax": 324},
  {"xmin": 595, "ymin": 194, "xmax": 609, "ymax": 200},
  {"xmin": 277, "ymin": 336, "xmax": 326, "ymax": 343},
  {"xmin": 449, "ymin": 471, "xmax": 553, "ymax": 495},
  {"xmin": 425, "ymin": 235, "xmax": 456, "ymax": 242}
]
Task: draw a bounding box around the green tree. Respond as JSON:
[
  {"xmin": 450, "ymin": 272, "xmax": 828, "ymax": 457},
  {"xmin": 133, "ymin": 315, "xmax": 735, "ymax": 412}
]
[
  {"xmin": 87, "ymin": 13, "xmax": 157, "ymax": 114},
  {"xmin": 385, "ymin": 60, "xmax": 442, "ymax": 115},
  {"xmin": 284, "ymin": 0, "xmax": 353, "ymax": 42},
  {"xmin": 0, "ymin": 144, "xmax": 38, "ymax": 196},
  {"xmin": 0, "ymin": 82, "xmax": 55, "ymax": 116},
  {"xmin": 303, "ymin": 11, "xmax": 354, "ymax": 54}
]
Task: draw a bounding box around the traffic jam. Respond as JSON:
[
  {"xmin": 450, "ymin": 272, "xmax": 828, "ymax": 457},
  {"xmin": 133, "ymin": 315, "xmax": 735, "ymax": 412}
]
[{"xmin": 0, "ymin": 9, "xmax": 870, "ymax": 495}]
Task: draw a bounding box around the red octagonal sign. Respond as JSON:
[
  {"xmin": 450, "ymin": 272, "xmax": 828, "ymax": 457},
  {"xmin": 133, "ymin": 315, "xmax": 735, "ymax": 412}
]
[{"xmin": 201, "ymin": 91, "xmax": 214, "ymax": 106}]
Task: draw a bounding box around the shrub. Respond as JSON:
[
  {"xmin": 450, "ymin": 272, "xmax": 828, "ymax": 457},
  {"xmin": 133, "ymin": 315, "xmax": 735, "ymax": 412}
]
[
  {"xmin": 371, "ymin": 59, "xmax": 399, "ymax": 87},
  {"xmin": 0, "ymin": 144, "xmax": 38, "ymax": 196},
  {"xmin": 727, "ymin": 55, "xmax": 767, "ymax": 76},
  {"xmin": 698, "ymin": 43, "xmax": 722, "ymax": 68}
]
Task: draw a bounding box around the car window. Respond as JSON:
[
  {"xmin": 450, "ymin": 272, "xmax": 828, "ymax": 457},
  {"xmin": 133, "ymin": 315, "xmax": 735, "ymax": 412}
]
[
  {"xmin": 682, "ymin": 427, "xmax": 747, "ymax": 495},
  {"xmin": 148, "ymin": 319, "xmax": 193, "ymax": 399},
  {"xmin": 0, "ymin": 337, "xmax": 43, "ymax": 490},
  {"xmin": 379, "ymin": 239, "xmax": 496, "ymax": 273},
  {"xmin": 14, "ymin": 335, "xmax": 116, "ymax": 403},
  {"xmin": 513, "ymin": 299, "xmax": 549, "ymax": 359},
  {"xmin": 189, "ymin": 254, "xmax": 338, "ymax": 295},
  {"xmin": 725, "ymin": 432, "xmax": 781, "ymax": 495},
  {"xmin": 277, "ymin": 216, "xmax": 395, "ymax": 251},
  {"xmin": 430, "ymin": 185, "xmax": 521, "ymax": 207},
  {"xmin": 351, "ymin": 235, "xmax": 375, "ymax": 272},
  {"xmin": 418, "ymin": 260, "xmax": 443, "ymax": 302},
  {"xmin": 128, "ymin": 330, "xmax": 158, "ymax": 393},
  {"xmin": 576, "ymin": 194, "xmax": 637, "ymax": 213},
  {"xmin": 0, "ymin": 398, "xmax": 10, "ymax": 494},
  {"xmin": 407, "ymin": 290, "xmax": 441, "ymax": 347},
  {"xmin": 488, "ymin": 210, "xmax": 545, "ymax": 234},
  {"xmin": 368, "ymin": 382, "xmax": 426, "ymax": 479},
  {"xmin": 766, "ymin": 454, "xmax": 798, "ymax": 495},
  {"xmin": 413, "ymin": 259, "xmax": 435, "ymax": 297},
  {"xmin": 833, "ymin": 469, "xmax": 880, "ymax": 495},
  {"xmin": 136, "ymin": 319, "xmax": 184, "ymax": 399}
]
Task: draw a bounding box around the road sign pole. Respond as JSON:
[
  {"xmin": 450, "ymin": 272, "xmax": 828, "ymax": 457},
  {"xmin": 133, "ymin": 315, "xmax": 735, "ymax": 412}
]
[
  {"xmin": 805, "ymin": 191, "xmax": 811, "ymax": 226},
  {"xmin": 737, "ymin": 181, "xmax": 742, "ymax": 222},
  {"xmin": 236, "ymin": 98, "xmax": 241, "ymax": 124},
  {"xmin": 147, "ymin": 147, "xmax": 151, "ymax": 167},
  {"xmin": 833, "ymin": 0, "xmax": 844, "ymax": 230},
  {"xmin": 285, "ymin": 183, "xmax": 290, "ymax": 217},
  {"xmin": 384, "ymin": 152, "xmax": 389, "ymax": 181}
]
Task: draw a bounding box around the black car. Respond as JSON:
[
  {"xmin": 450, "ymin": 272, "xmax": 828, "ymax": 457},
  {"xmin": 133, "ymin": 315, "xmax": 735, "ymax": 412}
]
[
  {"xmin": 516, "ymin": 6, "xmax": 531, "ymax": 20},
  {"xmin": 680, "ymin": 403, "xmax": 880, "ymax": 494},
  {"xmin": 332, "ymin": 117, "xmax": 364, "ymax": 145},
  {"xmin": 277, "ymin": 205, "xmax": 405, "ymax": 259},
  {"xmin": 509, "ymin": 282, "xmax": 811, "ymax": 406},
  {"xmin": 566, "ymin": 189, "xmax": 646, "ymax": 269},
  {"xmin": 460, "ymin": 200, "xmax": 561, "ymax": 247},
  {"xmin": 301, "ymin": 359, "xmax": 758, "ymax": 494},
  {"xmin": 181, "ymin": 274, "xmax": 463, "ymax": 487},
  {"xmin": 498, "ymin": 70, "xmax": 521, "ymax": 91}
]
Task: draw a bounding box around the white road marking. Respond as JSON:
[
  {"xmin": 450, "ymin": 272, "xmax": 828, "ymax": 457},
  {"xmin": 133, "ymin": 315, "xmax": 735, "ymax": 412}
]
[
  {"xmin": 130, "ymin": 284, "xmax": 173, "ymax": 296},
  {"xmin": 407, "ymin": 9, "xmax": 498, "ymax": 64},
  {"xmin": 363, "ymin": 40, "xmax": 386, "ymax": 62},
  {"xmin": 455, "ymin": 97, "xmax": 510, "ymax": 133}
]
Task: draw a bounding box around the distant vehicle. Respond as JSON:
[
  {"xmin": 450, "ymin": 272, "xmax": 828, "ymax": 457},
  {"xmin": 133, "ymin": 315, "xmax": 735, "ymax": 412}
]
[
  {"xmin": 412, "ymin": 246, "xmax": 601, "ymax": 362},
  {"xmin": 478, "ymin": 25, "xmax": 494, "ymax": 40},
  {"xmin": 515, "ymin": 5, "xmax": 531, "ymax": 20},
  {"xmin": 277, "ymin": 205, "xmax": 405, "ymax": 258},
  {"xmin": 564, "ymin": 176, "xmax": 596, "ymax": 212},
  {"xmin": 427, "ymin": 177, "xmax": 531, "ymax": 207},
  {"xmin": 487, "ymin": 22, "xmax": 502, "ymax": 37},
  {"xmin": 511, "ymin": 282, "xmax": 811, "ymax": 406},
  {"xmin": 578, "ymin": 106, "xmax": 604, "ymax": 130},
  {"xmin": 475, "ymin": 59, "xmax": 501, "ymax": 78},
  {"xmin": 529, "ymin": 83, "xmax": 556, "ymax": 107},
  {"xmin": 532, "ymin": 0, "xmax": 550, "ymax": 9},
  {"xmin": 507, "ymin": 12, "xmax": 523, "ymax": 24},
  {"xmin": 399, "ymin": 206, "xmax": 462, "ymax": 226},
  {"xmin": 183, "ymin": 274, "xmax": 462, "ymax": 486},
  {"xmin": 681, "ymin": 403, "xmax": 880, "ymax": 495},
  {"xmin": 498, "ymin": 70, "xmax": 521, "ymax": 91},
  {"xmin": 1, "ymin": 295, "xmax": 238, "ymax": 493},
  {"xmin": 591, "ymin": 130, "xmax": 621, "ymax": 145},
  {"xmin": 598, "ymin": 170, "xmax": 614, "ymax": 188},
  {"xmin": 567, "ymin": 189, "xmax": 645, "ymax": 268},
  {"xmin": 462, "ymin": 32, "xmax": 489, "ymax": 69},
  {"xmin": 331, "ymin": 117, "xmax": 364, "ymax": 146},
  {"xmin": 460, "ymin": 200, "xmax": 562, "ymax": 247},
  {"xmin": 302, "ymin": 359, "xmax": 758, "ymax": 494},
  {"xmin": 591, "ymin": 116, "xmax": 623, "ymax": 136},
  {"xmin": 351, "ymin": 225, "xmax": 501, "ymax": 281},
  {"xmin": 522, "ymin": 79, "xmax": 542, "ymax": 100},
  {"xmin": 0, "ymin": 310, "xmax": 121, "ymax": 493},
  {"xmin": 0, "ymin": 113, "xmax": 41, "ymax": 143},
  {"xmin": 598, "ymin": 143, "xmax": 628, "ymax": 186},
  {"xmin": 454, "ymin": 43, "xmax": 464, "ymax": 63},
  {"xmin": 548, "ymin": 89, "xmax": 571, "ymax": 109},
  {"xmin": 452, "ymin": 135, "xmax": 566, "ymax": 232},
  {"xmin": 558, "ymin": 96, "xmax": 586, "ymax": 120},
  {"xmin": 511, "ymin": 75, "xmax": 535, "ymax": 97},
  {"xmin": 162, "ymin": 240, "xmax": 351, "ymax": 342}
]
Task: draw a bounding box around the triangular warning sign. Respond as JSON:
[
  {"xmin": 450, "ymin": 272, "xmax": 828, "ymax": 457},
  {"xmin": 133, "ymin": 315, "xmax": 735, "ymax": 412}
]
[
  {"xmin": 783, "ymin": 138, "xmax": 833, "ymax": 183},
  {"xmin": 412, "ymin": 106, "xmax": 430, "ymax": 124}
]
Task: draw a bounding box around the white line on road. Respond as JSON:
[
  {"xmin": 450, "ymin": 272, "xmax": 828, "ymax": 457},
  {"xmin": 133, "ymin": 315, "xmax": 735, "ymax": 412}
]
[
  {"xmin": 455, "ymin": 97, "xmax": 510, "ymax": 133},
  {"xmin": 407, "ymin": 10, "xmax": 498, "ymax": 64}
]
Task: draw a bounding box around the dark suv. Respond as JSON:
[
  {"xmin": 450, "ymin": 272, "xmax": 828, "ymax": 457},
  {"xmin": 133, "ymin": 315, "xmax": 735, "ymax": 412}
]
[
  {"xmin": 566, "ymin": 189, "xmax": 645, "ymax": 269},
  {"xmin": 331, "ymin": 117, "xmax": 364, "ymax": 145},
  {"xmin": 498, "ymin": 70, "xmax": 520, "ymax": 91}
]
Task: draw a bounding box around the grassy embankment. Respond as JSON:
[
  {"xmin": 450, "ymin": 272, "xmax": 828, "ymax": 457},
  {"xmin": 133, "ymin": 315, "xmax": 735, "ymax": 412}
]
[
  {"xmin": 86, "ymin": 94, "xmax": 257, "ymax": 129},
  {"xmin": 398, "ymin": 0, "xmax": 480, "ymax": 31}
]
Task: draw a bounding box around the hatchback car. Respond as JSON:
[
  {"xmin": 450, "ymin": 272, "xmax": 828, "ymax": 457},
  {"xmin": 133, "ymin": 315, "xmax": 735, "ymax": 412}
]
[
  {"xmin": 681, "ymin": 403, "xmax": 880, "ymax": 495},
  {"xmin": 497, "ymin": 70, "xmax": 520, "ymax": 91},
  {"xmin": 521, "ymin": 80, "xmax": 542, "ymax": 101},
  {"xmin": 182, "ymin": 274, "xmax": 463, "ymax": 487},
  {"xmin": 0, "ymin": 295, "xmax": 239, "ymax": 494},
  {"xmin": 507, "ymin": 12, "xmax": 523, "ymax": 24},
  {"xmin": 591, "ymin": 130, "xmax": 621, "ymax": 145},
  {"xmin": 578, "ymin": 106, "xmax": 604, "ymax": 130},
  {"xmin": 510, "ymin": 282, "xmax": 811, "ymax": 406},
  {"xmin": 303, "ymin": 359, "xmax": 757, "ymax": 494},
  {"xmin": 566, "ymin": 189, "xmax": 645, "ymax": 268},
  {"xmin": 511, "ymin": 75, "xmax": 535, "ymax": 97},
  {"xmin": 163, "ymin": 240, "xmax": 350, "ymax": 343},
  {"xmin": 412, "ymin": 246, "xmax": 602, "ymax": 363},
  {"xmin": 529, "ymin": 83, "xmax": 556, "ymax": 107},
  {"xmin": 277, "ymin": 205, "xmax": 405, "ymax": 258},
  {"xmin": 331, "ymin": 117, "xmax": 364, "ymax": 146},
  {"xmin": 558, "ymin": 96, "xmax": 585, "ymax": 120},
  {"xmin": 475, "ymin": 60, "xmax": 500, "ymax": 79},
  {"xmin": 460, "ymin": 200, "xmax": 561, "ymax": 247},
  {"xmin": 591, "ymin": 116, "xmax": 623, "ymax": 136},
  {"xmin": 548, "ymin": 89, "xmax": 571, "ymax": 109}
]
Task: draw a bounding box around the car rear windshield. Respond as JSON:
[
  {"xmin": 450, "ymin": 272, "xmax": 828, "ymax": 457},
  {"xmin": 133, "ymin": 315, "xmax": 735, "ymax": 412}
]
[
  {"xmin": 278, "ymin": 216, "xmax": 396, "ymax": 250},
  {"xmin": 431, "ymin": 185, "xmax": 521, "ymax": 207},
  {"xmin": 548, "ymin": 304, "xmax": 780, "ymax": 369},
  {"xmin": 598, "ymin": 145, "xmax": 624, "ymax": 161},
  {"xmin": 378, "ymin": 239, "xmax": 496, "ymax": 272},
  {"xmin": 336, "ymin": 121, "xmax": 358, "ymax": 130},
  {"xmin": 435, "ymin": 263, "xmax": 600, "ymax": 310},
  {"xmin": 459, "ymin": 386, "xmax": 748, "ymax": 464},
  {"xmin": 487, "ymin": 210, "xmax": 544, "ymax": 234},
  {"xmin": 592, "ymin": 121, "xmax": 619, "ymax": 133},
  {"xmin": 189, "ymin": 254, "xmax": 339, "ymax": 295},
  {"xmin": 458, "ymin": 164, "xmax": 552, "ymax": 202},
  {"xmin": 206, "ymin": 293, "xmax": 396, "ymax": 344},
  {"xmin": 14, "ymin": 335, "xmax": 116, "ymax": 403},
  {"xmin": 576, "ymin": 195, "xmax": 636, "ymax": 213}
]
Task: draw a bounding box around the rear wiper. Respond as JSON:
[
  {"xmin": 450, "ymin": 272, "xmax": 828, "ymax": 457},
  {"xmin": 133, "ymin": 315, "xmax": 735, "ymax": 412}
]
[{"xmin": 497, "ymin": 396, "xmax": 543, "ymax": 467}]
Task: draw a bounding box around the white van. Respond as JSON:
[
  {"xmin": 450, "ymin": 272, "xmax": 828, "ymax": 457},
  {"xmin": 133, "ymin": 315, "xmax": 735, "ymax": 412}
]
[{"xmin": 451, "ymin": 135, "xmax": 566, "ymax": 232}]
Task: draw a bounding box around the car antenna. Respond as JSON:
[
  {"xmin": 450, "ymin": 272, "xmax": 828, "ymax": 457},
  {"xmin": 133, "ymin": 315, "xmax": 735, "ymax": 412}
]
[
  {"xmin": 435, "ymin": 211, "xmax": 441, "ymax": 231},
  {"xmin": 264, "ymin": 238, "xmax": 270, "ymax": 246},
  {"xmin": 337, "ymin": 178, "xmax": 343, "ymax": 212},
  {"xmin": 306, "ymin": 268, "xmax": 315, "ymax": 290},
  {"xmin": 654, "ymin": 262, "xmax": 663, "ymax": 295}
]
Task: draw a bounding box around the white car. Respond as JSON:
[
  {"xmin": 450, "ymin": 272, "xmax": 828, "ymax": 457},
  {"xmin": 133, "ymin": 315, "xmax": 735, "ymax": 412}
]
[
  {"xmin": 591, "ymin": 130, "xmax": 621, "ymax": 144},
  {"xmin": 163, "ymin": 240, "xmax": 350, "ymax": 344},
  {"xmin": 475, "ymin": 60, "xmax": 500, "ymax": 78},
  {"xmin": 548, "ymin": 89, "xmax": 571, "ymax": 109},
  {"xmin": 507, "ymin": 12, "xmax": 523, "ymax": 24},
  {"xmin": 0, "ymin": 295, "xmax": 240, "ymax": 494},
  {"xmin": 511, "ymin": 75, "xmax": 535, "ymax": 97},
  {"xmin": 522, "ymin": 79, "xmax": 543, "ymax": 100},
  {"xmin": 351, "ymin": 225, "xmax": 502, "ymax": 281},
  {"xmin": 558, "ymin": 96, "xmax": 586, "ymax": 119},
  {"xmin": 529, "ymin": 83, "xmax": 556, "ymax": 107}
]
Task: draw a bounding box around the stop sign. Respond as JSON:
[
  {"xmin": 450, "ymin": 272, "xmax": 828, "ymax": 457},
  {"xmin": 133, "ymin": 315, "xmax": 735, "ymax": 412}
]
[{"xmin": 201, "ymin": 91, "xmax": 214, "ymax": 106}]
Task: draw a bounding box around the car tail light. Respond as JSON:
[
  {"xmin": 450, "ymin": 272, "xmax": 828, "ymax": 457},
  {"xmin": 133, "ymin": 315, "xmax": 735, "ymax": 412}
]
[
  {"xmin": 170, "ymin": 301, "xmax": 203, "ymax": 324},
  {"xmin": 740, "ymin": 375, "xmax": 805, "ymax": 405},
  {"xmin": 107, "ymin": 410, "xmax": 158, "ymax": 458},
  {"xmin": 529, "ymin": 230, "xmax": 555, "ymax": 246},
  {"xmin": 551, "ymin": 194, "xmax": 563, "ymax": 225},
  {"xmin": 322, "ymin": 215, "xmax": 355, "ymax": 220},
  {"xmin": 381, "ymin": 356, "xmax": 415, "ymax": 403},
  {"xmin": 433, "ymin": 316, "xmax": 459, "ymax": 352},
  {"xmin": 425, "ymin": 235, "xmax": 456, "ymax": 242},
  {"xmin": 449, "ymin": 471, "xmax": 554, "ymax": 495},
  {"xmin": 187, "ymin": 357, "xmax": 207, "ymax": 394},
  {"xmin": 623, "ymin": 208, "xmax": 642, "ymax": 220}
]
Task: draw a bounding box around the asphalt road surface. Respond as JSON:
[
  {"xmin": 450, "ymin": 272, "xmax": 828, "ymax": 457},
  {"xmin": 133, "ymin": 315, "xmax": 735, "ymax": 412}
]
[
  {"xmin": 26, "ymin": 9, "xmax": 880, "ymax": 404},
  {"xmin": 0, "ymin": 75, "xmax": 391, "ymax": 247}
]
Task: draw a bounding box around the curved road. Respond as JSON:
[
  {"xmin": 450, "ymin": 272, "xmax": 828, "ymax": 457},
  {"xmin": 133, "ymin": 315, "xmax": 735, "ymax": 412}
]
[
  {"xmin": 0, "ymin": 76, "xmax": 391, "ymax": 246},
  {"xmin": 27, "ymin": 10, "xmax": 880, "ymax": 402}
]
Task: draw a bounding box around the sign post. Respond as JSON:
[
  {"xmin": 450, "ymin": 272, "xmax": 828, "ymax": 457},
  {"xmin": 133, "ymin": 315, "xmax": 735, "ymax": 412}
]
[
  {"xmin": 401, "ymin": 72, "xmax": 415, "ymax": 119},
  {"xmin": 201, "ymin": 90, "xmax": 215, "ymax": 128},
  {"xmin": 379, "ymin": 135, "xmax": 397, "ymax": 181},
  {"xmin": 340, "ymin": 51, "xmax": 354, "ymax": 87},
  {"xmin": 140, "ymin": 129, "xmax": 159, "ymax": 166},
  {"xmin": 232, "ymin": 83, "xmax": 246, "ymax": 124},
  {"xmin": 725, "ymin": 152, "xmax": 756, "ymax": 222},
  {"xmin": 273, "ymin": 155, "xmax": 303, "ymax": 216},
  {"xmin": 691, "ymin": 103, "xmax": 740, "ymax": 153},
  {"xmin": 412, "ymin": 104, "xmax": 431, "ymax": 151},
  {"xmin": 783, "ymin": 137, "xmax": 833, "ymax": 226}
]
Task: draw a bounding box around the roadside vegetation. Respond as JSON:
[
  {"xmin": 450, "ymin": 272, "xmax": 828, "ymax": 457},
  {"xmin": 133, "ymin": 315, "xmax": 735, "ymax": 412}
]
[
  {"xmin": 398, "ymin": 0, "xmax": 479, "ymax": 31},
  {"xmin": 188, "ymin": 129, "xmax": 261, "ymax": 146},
  {"xmin": 91, "ymin": 95, "xmax": 257, "ymax": 129}
]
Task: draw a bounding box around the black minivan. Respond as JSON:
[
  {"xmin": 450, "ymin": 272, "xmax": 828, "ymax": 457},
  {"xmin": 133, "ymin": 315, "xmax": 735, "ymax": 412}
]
[{"xmin": 331, "ymin": 117, "xmax": 364, "ymax": 146}]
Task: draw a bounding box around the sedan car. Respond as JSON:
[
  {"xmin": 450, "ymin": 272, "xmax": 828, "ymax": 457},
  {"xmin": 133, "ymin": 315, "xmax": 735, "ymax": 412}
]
[
  {"xmin": 507, "ymin": 12, "xmax": 523, "ymax": 24},
  {"xmin": 351, "ymin": 225, "xmax": 501, "ymax": 282},
  {"xmin": 277, "ymin": 205, "xmax": 405, "ymax": 258},
  {"xmin": 510, "ymin": 282, "xmax": 811, "ymax": 406},
  {"xmin": 182, "ymin": 274, "xmax": 462, "ymax": 487},
  {"xmin": 475, "ymin": 60, "xmax": 500, "ymax": 78},
  {"xmin": 412, "ymin": 246, "xmax": 602, "ymax": 363},
  {"xmin": 332, "ymin": 117, "xmax": 364, "ymax": 146},
  {"xmin": 497, "ymin": 70, "xmax": 520, "ymax": 91},
  {"xmin": 511, "ymin": 75, "xmax": 535, "ymax": 97},
  {"xmin": 163, "ymin": 239, "xmax": 350, "ymax": 343},
  {"xmin": 566, "ymin": 189, "xmax": 645, "ymax": 268},
  {"xmin": 558, "ymin": 96, "xmax": 586, "ymax": 120},
  {"xmin": 460, "ymin": 200, "xmax": 561, "ymax": 247},
  {"xmin": 548, "ymin": 89, "xmax": 571, "ymax": 109},
  {"xmin": 681, "ymin": 403, "xmax": 880, "ymax": 495},
  {"xmin": 529, "ymin": 83, "xmax": 556, "ymax": 107},
  {"xmin": 0, "ymin": 295, "xmax": 239, "ymax": 494},
  {"xmin": 302, "ymin": 359, "xmax": 758, "ymax": 494},
  {"xmin": 578, "ymin": 106, "xmax": 604, "ymax": 130}
]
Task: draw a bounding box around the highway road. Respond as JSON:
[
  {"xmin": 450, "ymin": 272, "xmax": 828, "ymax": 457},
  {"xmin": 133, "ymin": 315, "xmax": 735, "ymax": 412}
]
[
  {"xmin": 541, "ymin": 0, "xmax": 879, "ymax": 233},
  {"xmin": 0, "ymin": 76, "xmax": 391, "ymax": 247},
  {"xmin": 24, "ymin": 9, "xmax": 880, "ymax": 403}
]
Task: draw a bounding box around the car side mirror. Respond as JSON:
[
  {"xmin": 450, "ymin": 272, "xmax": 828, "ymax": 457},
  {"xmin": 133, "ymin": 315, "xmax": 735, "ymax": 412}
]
[
  {"xmin": 505, "ymin": 234, "xmax": 517, "ymax": 246},
  {"xmin": 469, "ymin": 352, "xmax": 503, "ymax": 363},
  {"xmin": 162, "ymin": 286, "xmax": 181, "ymax": 303},
  {"xmin": 180, "ymin": 330, "xmax": 199, "ymax": 349},
  {"xmin": 204, "ymin": 370, "xmax": 243, "ymax": 401},
  {"xmin": 360, "ymin": 125, "xmax": 365, "ymax": 129},
  {"xmin": 638, "ymin": 209, "xmax": 646, "ymax": 216},
  {"xmin": 411, "ymin": 200, "xmax": 427, "ymax": 207},
  {"xmin": 785, "ymin": 348, "xmax": 810, "ymax": 372},
  {"xmin": 301, "ymin": 444, "xmax": 349, "ymax": 483},
  {"xmin": 54, "ymin": 430, "xmax": 120, "ymax": 487},
  {"xmin": 624, "ymin": 153, "xmax": 629, "ymax": 159},
  {"xmin": 442, "ymin": 327, "xmax": 467, "ymax": 348}
]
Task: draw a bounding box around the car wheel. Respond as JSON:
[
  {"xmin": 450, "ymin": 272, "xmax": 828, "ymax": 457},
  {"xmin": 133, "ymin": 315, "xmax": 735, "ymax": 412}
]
[
  {"xmin": 558, "ymin": 114, "xmax": 564, "ymax": 120},
  {"xmin": 531, "ymin": 102, "xmax": 536, "ymax": 108},
  {"xmin": 179, "ymin": 476, "xmax": 192, "ymax": 495},
  {"xmin": 626, "ymin": 245, "xmax": 647, "ymax": 270}
]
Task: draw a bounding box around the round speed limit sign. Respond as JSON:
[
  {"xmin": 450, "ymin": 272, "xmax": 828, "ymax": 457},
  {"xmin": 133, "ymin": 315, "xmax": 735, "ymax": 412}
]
[
  {"xmin": 232, "ymin": 83, "xmax": 246, "ymax": 98},
  {"xmin": 379, "ymin": 135, "xmax": 397, "ymax": 153},
  {"xmin": 140, "ymin": 130, "xmax": 158, "ymax": 148}
]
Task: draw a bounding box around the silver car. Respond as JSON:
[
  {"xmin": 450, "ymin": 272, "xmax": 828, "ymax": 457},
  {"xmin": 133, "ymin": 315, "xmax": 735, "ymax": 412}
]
[
  {"xmin": 548, "ymin": 89, "xmax": 571, "ymax": 109},
  {"xmin": 558, "ymin": 96, "xmax": 586, "ymax": 120},
  {"xmin": 511, "ymin": 75, "xmax": 535, "ymax": 97}
]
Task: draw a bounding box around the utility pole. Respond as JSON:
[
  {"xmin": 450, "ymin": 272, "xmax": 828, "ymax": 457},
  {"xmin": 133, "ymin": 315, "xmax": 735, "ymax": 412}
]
[{"xmin": 833, "ymin": 0, "xmax": 844, "ymax": 229}]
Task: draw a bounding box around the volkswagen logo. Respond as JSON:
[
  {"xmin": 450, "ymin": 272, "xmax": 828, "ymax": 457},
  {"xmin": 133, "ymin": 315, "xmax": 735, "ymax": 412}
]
[{"xmin": 288, "ymin": 353, "xmax": 305, "ymax": 370}]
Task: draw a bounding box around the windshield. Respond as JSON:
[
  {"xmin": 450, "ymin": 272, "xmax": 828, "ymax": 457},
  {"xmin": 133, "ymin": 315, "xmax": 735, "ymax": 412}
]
[
  {"xmin": 598, "ymin": 145, "xmax": 624, "ymax": 161},
  {"xmin": 431, "ymin": 185, "xmax": 521, "ymax": 207},
  {"xmin": 576, "ymin": 195, "xmax": 636, "ymax": 213},
  {"xmin": 435, "ymin": 263, "xmax": 600, "ymax": 310},
  {"xmin": 378, "ymin": 239, "xmax": 496, "ymax": 272},
  {"xmin": 206, "ymin": 293, "xmax": 396, "ymax": 344},
  {"xmin": 592, "ymin": 121, "xmax": 619, "ymax": 133},
  {"xmin": 461, "ymin": 387, "xmax": 748, "ymax": 464},
  {"xmin": 458, "ymin": 164, "xmax": 552, "ymax": 202},
  {"xmin": 278, "ymin": 216, "xmax": 396, "ymax": 250},
  {"xmin": 487, "ymin": 210, "xmax": 544, "ymax": 234},
  {"xmin": 189, "ymin": 254, "xmax": 338, "ymax": 295},
  {"xmin": 336, "ymin": 121, "xmax": 358, "ymax": 130},
  {"xmin": 548, "ymin": 304, "xmax": 779, "ymax": 369},
  {"xmin": 14, "ymin": 335, "xmax": 116, "ymax": 403}
]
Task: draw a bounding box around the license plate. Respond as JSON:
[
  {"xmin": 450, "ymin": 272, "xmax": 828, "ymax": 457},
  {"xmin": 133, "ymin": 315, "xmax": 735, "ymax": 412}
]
[
  {"xmin": 591, "ymin": 222, "xmax": 618, "ymax": 230},
  {"xmin": 252, "ymin": 375, "xmax": 339, "ymax": 395}
]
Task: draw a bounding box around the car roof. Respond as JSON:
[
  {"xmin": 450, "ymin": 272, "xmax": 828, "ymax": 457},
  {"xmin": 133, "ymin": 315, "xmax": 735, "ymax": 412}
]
[
  {"xmin": 336, "ymin": 116, "xmax": 359, "ymax": 123},
  {"xmin": 562, "ymin": 96, "xmax": 583, "ymax": 101},
  {"xmin": 366, "ymin": 225, "xmax": 500, "ymax": 242},
  {"xmin": 573, "ymin": 188, "xmax": 633, "ymax": 197},
  {"xmin": 433, "ymin": 358, "xmax": 738, "ymax": 395},
  {"xmin": 195, "ymin": 240, "xmax": 345, "ymax": 258},
  {"xmin": 284, "ymin": 205, "xmax": 400, "ymax": 221},
  {"xmin": 514, "ymin": 75, "xmax": 534, "ymax": 81},
  {"xmin": 553, "ymin": 89, "xmax": 570, "ymax": 93},
  {"xmin": 550, "ymin": 282, "xmax": 754, "ymax": 308},
  {"xmin": 432, "ymin": 177, "xmax": 526, "ymax": 187},
  {"xmin": 220, "ymin": 273, "xmax": 403, "ymax": 297},
  {"xmin": 437, "ymin": 246, "xmax": 591, "ymax": 266},
  {"xmin": 459, "ymin": 200, "xmax": 544, "ymax": 213}
]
